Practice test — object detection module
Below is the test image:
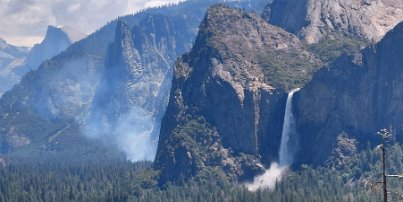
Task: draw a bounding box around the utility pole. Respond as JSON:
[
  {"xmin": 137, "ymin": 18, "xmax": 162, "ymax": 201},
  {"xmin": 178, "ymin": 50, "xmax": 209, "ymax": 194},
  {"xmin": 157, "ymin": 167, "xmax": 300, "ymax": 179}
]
[
  {"xmin": 378, "ymin": 129, "xmax": 388, "ymax": 202},
  {"xmin": 381, "ymin": 141, "xmax": 387, "ymax": 202},
  {"xmin": 365, "ymin": 129, "xmax": 403, "ymax": 201}
]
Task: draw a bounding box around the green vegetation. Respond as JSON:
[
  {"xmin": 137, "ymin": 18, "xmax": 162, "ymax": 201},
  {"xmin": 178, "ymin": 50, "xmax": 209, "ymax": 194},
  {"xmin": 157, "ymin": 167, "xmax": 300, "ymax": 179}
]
[
  {"xmin": 308, "ymin": 35, "xmax": 367, "ymax": 64},
  {"xmin": 156, "ymin": 115, "xmax": 227, "ymax": 183},
  {"xmin": 0, "ymin": 107, "xmax": 124, "ymax": 161},
  {"xmin": 1, "ymin": 142, "xmax": 402, "ymax": 201},
  {"xmin": 0, "ymin": 160, "xmax": 153, "ymax": 202},
  {"xmin": 258, "ymin": 50, "xmax": 321, "ymax": 91},
  {"xmin": 257, "ymin": 35, "xmax": 367, "ymax": 91}
]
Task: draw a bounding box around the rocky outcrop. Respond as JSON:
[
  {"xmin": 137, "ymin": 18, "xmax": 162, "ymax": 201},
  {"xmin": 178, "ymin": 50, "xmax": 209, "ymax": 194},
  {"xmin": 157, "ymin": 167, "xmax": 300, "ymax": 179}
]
[
  {"xmin": 267, "ymin": 0, "xmax": 403, "ymax": 43},
  {"xmin": 294, "ymin": 22, "xmax": 403, "ymax": 165},
  {"xmin": 155, "ymin": 5, "xmax": 321, "ymax": 184},
  {"xmin": 90, "ymin": 21, "xmax": 144, "ymax": 124}
]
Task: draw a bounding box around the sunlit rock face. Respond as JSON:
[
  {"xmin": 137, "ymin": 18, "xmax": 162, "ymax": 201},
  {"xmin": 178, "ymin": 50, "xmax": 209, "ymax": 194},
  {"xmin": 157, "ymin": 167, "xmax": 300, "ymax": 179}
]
[{"xmin": 267, "ymin": 0, "xmax": 403, "ymax": 43}]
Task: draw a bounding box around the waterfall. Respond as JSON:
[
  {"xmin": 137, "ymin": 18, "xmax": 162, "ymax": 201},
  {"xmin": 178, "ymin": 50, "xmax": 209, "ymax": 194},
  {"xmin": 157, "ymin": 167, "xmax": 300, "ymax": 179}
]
[
  {"xmin": 279, "ymin": 88, "xmax": 300, "ymax": 166},
  {"xmin": 246, "ymin": 88, "xmax": 300, "ymax": 191}
]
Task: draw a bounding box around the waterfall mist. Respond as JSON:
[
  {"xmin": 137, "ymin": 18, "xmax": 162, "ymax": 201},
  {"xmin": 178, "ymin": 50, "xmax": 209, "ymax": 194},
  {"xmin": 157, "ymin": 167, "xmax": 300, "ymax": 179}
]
[{"xmin": 246, "ymin": 88, "xmax": 300, "ymax": 191}]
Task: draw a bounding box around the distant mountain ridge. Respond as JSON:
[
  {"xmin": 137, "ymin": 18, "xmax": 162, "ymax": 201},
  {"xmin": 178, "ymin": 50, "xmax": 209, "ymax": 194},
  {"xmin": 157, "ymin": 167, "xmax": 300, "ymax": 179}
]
[
  {"xmin": 0, "ymin": 25, "xmax": 83, "ymax": 96},
  {"xmin": 0, "ymin": 38, "xmax": 29, "ymax": 59},
  {"xmin": 0, "ymin": 39, "xmax": 29, "ymax": 95}
]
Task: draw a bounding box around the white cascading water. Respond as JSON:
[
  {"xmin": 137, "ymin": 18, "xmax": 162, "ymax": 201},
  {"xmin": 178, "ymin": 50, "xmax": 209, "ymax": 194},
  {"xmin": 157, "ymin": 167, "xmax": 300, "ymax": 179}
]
[
  {"xmin": 246, "ymin": 88, "xmax": 300, "ymax": 191},
  {"xmin": 279, "ymin": 88, "xmax": 300, "ymax": 166}
]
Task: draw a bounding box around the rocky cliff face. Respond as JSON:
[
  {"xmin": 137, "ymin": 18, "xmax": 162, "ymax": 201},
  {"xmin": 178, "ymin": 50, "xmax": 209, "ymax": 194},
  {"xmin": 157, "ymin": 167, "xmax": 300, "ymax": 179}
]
[
  {"xmin": 294, "ymin": 22, "xmax": 403, "ymax": 165},
  {"xmin": 155, "ymin": 5, "xmax": 321, "ymax": 184},
  {"xmin": 267, "ymin": 0, "xmax": 403, "ymax": 43},
  {"xmin": 90, "ymin": 21, "xmax": 144, "ymax": 124},
  {"xmin": 86, "ymin": 18, "xmax": 178, "ymax": 161},
  {"xmin": 0, "ymin": 0, "xmax": 269, "ymax": 160}
]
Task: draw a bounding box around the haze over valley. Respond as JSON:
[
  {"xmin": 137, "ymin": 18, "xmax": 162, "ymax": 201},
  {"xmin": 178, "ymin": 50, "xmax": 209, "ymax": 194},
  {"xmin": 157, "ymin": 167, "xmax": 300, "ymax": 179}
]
[{"xmin": 1, "ymin": 0, "xmax": 403, "ymax": 201}]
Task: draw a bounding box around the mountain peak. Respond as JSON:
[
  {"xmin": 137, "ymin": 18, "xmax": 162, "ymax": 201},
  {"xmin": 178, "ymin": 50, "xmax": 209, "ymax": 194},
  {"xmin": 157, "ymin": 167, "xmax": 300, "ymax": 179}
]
[
  {"xmin": 26, "ymin": 25, "xmax": 72, "ymax": 68},
  {"xmin": 194, "ymin": 5, "xmax": 320, "ymax": 91},
  {"xmin": 42, "ymin": 25, "xmax": 72, "ymax": 45},
  {"xmin": 108, "ymin": 20, "xmax": 143, "ymax": 79}
]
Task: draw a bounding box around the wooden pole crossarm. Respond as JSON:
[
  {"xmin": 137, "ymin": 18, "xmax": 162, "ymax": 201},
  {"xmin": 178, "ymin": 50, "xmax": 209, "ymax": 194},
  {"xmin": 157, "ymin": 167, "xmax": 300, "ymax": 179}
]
[{"xmin": 386, "ymin": 174, "xmax": 403, "ymax": 178}]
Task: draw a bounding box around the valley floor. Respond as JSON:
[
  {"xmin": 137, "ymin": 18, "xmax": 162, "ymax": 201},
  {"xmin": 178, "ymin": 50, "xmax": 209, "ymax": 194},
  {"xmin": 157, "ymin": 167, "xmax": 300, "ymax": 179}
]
[{"xmin": 2, "ymin": 143, "xmax": 402, "ymax": 201}]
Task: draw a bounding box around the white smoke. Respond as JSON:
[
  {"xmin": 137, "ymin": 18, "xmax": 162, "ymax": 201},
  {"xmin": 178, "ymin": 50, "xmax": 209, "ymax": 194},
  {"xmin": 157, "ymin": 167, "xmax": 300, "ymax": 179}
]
[
  {"xmin": 113, "ymin": 108, "xmax": 158, "ymax": 161},
  {"xmin": 246, "ymin": 162, "xmax": 288, "ymax": 191},
  {"xmin": 84, "ymin": 106, "xmax": 159, "ymax": 161}
]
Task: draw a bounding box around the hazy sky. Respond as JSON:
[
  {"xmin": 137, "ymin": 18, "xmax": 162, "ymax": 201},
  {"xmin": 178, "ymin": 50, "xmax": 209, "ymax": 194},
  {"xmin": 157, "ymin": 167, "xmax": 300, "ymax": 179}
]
[{"xmin": 0, "ymin": 0, "xmax": 184, "ymax": 47}]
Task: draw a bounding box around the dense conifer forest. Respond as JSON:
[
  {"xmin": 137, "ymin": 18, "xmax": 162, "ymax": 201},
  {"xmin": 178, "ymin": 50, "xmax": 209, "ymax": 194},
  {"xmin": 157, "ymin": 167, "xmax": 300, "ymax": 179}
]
[{"xmin": 1, "ymin": 143, "xmax": 402, "ymax": 201}]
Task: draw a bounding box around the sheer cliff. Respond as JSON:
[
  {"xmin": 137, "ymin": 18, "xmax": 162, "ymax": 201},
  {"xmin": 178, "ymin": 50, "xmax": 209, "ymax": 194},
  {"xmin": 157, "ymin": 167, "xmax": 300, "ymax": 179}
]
[{"xmin": 294, "ymin": 22, "xmax": 403, "ymax": 165}]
